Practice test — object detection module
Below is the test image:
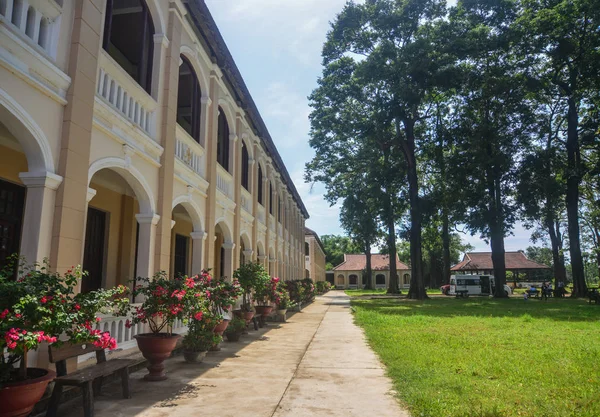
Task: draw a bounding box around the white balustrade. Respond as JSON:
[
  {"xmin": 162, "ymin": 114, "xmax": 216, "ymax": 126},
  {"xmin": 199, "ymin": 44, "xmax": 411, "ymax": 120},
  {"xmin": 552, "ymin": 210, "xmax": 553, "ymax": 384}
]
[
  {"xmin": 257, "ymin": 205, "xmax": 266, "ymax": 224},
  {"xmin": 97, "ymin": 51, "xmax": 157, "ymax": 137},
  {"xmin": 175, "ymin": 125, "xmax": 205, "ymax": 178},
  {"xmin": 216, "ymin": 165, "xmax": 233, "ymax": 199},
  {"xmin": 0, "ymin": 0, "xmax": 62, "ymax": 57},
  {"xmin": 241, "ymin": 188, "xmax": 252, "ymax": 214}
]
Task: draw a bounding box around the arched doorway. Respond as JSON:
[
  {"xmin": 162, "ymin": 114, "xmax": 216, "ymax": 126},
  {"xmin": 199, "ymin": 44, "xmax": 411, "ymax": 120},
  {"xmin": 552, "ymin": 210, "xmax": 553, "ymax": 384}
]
[
  {"xmin": 85, "ymin": 165, "xmax": 155, "ymax": 293},
  {"xmin": 239, "ymin": 233, "xmax": 252, "ymax": 266},
  {"xmin": 403, "ymin": 273, "xmax": 410, "ymax": 287},
  {"xmin": 376, "ymin": 274, "xmax": 386, "ymax": 288},
  {"xmin": 336, "ymin": 274, "xmax": 345, "ymax": 287},
  {"xmin": 349, "ymin": 274, "xmax": 358, "ymax": 288},
  {"xmin": 214, "ymin": 221, "xmax": 233, "ymax": 280}
]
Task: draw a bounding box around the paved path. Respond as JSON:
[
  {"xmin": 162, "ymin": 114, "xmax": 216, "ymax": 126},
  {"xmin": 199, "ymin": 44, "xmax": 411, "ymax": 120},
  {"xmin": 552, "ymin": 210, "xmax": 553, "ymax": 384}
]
[{"xmin": 57, "ymin": 291, "xmax": 409, "ymax": 417}]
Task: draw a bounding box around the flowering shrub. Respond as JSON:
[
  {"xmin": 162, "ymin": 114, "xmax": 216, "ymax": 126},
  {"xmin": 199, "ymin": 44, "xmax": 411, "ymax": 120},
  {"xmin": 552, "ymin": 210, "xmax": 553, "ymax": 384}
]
[
  {"xmin": 0, "ymin": 259, "xmax": 129, "ymax": 384},
  {"xmin": 301, "ymin": 278, "xmax": 316, "ymax": 303},
  {"xmin": 315, "ymin": 281, "xmax": 332, "ymax": 294},
  {"xmin": 198, "ymin": 270, "xmax": 242, "ymax": 319},
  {"xmin": 127, "ymin": 272, "xmax": 208, "ymax": 334},
  {"xmin": 254, "ymin": 276, "xmax": 281, "ymax": 306},
  {"xmin": 233, "ymin": 262, "xmax": 271, "ymax": 312},
  {"xmin": 273, "ymin": 287, "xmax": 290, "ymax": 309}
]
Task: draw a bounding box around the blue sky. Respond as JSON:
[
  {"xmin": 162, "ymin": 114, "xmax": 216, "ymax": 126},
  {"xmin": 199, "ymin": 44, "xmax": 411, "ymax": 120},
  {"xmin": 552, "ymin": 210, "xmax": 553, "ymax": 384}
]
[{"xmin": 204, "ymin": 0, "xmax": 533, "ymax": 253}]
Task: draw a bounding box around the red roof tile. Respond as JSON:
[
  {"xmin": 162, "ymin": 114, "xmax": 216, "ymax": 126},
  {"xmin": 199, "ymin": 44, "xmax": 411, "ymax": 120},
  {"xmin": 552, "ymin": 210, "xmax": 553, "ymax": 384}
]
[
  {"xmin": 333, "ymin": 254, "xmax": 409, "ymax": 271},
  {"xmin": 451, "ymin": 252, "xmax": 550, "ymax": 271}
]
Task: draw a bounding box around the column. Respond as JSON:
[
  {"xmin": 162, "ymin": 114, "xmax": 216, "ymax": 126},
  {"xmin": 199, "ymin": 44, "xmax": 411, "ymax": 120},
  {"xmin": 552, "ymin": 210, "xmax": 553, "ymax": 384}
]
[
  {"xmin": 154, "ymin": 9, "xmax": 182, "ymax": 272},
  {"xmin": 190, "ymin": 231, "xmax": 207, "ymax": 274},
  {"xmin": 250, "ymin": 148, "xmax": 258, "ymax": 262},
  {"xmin": 258, "ymin": 254, "xmax": 267, "ymax": 269},
  {"xmin": 18, "ymin": 172, "xmax": 62, "ymax": 265},
  {"xmin": 51, "ymin": 0, "xmax": 104, "ymax": 274},
  {"xmin": 222, "ymin": 242, "xmax": 235, "ymax": 280},
  {"xmin": 233, "ymin": 118, "xmax": 243, "ymax": 270},
  {"xmin": 243, "ymin": 249, "xmax": 253, "ymax": 265},
  {"xmin": 135, "ymin": 214, "xmax": 160, "ymax": 303}
]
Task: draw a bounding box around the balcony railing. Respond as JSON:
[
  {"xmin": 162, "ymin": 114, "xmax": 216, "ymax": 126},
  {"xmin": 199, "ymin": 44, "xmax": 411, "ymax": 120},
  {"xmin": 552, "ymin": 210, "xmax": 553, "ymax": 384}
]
[
  {"xmin": 216, "ymin": 165, "xmax": 233, "ymax": 199},
  {"xmin": 96, "ymin": 51, "xmax": 157, "ymax": 138},
  {"xmin": 257, "ymin": 205, "xmax": 266, "ymax": 224},
  {"xmin": 241, "ymin": 188, "xmax": 252, "ymax": 214},
  {"xmin": 0, "ymin": 0, "xmax": 62, "ymax": 57},
  {"xmin": 175, "ymin": 125, "xmax": 205, "ymax": 178}
]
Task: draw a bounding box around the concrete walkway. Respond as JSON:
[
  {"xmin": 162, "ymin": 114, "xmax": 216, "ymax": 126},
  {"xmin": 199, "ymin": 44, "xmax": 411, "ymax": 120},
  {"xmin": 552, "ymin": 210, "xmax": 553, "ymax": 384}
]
[{"xmin": 57, "ymin": 291, "xmax": 409, "ymax": 417}]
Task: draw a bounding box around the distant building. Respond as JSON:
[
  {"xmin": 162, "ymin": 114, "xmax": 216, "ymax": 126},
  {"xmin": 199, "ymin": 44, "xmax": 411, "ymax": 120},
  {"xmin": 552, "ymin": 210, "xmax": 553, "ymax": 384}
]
[
  {"xmin": 333, "ymin": 254, "xmax": 411, "ymax": 289},
  {"xmin": 304, "ymin": 227, "xmax": 326, "ymax": 282},
  {"xmin": 451, "ymin": 252, "xmax": 551, "ymax": 281}
]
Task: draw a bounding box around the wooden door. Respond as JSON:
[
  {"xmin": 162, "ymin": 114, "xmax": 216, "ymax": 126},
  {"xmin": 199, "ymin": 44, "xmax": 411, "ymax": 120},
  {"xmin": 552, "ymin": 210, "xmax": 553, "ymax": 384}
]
[
  {"xmin": 82, "ymin": 207, "xmax": 106, "ymax": 293},
  {"xmin": 174, "ymin": 234, "xmax": 188, "ymax": 277},
  {"xmin": 0, "ymin": 179, "xmax": 25, "ymax": 275}
]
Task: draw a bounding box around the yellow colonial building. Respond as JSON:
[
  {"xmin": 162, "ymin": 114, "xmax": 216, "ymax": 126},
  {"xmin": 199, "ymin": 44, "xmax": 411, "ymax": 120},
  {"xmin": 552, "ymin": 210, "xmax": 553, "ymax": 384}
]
[
  {"xmin": 0, "ymin": 0, "xmax": 309, "ymax": 359},
  {"xmin": 304, "ymin": 227, "xmax": 326, "ymax": 282}
]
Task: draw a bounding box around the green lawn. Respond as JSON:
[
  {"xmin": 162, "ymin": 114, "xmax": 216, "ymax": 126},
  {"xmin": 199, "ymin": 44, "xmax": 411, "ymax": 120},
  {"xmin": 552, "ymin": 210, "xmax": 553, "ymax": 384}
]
[{"xmin": 351, "ymin": 297, "xmax": 600, "ymax": 417}]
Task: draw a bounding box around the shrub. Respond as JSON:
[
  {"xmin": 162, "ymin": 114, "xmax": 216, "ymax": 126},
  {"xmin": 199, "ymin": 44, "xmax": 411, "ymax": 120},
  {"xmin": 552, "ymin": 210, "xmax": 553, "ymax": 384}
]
[
  {"xmin": 225, "ymin": 316, "xmax": 246, "ymax": 334},
  {"xmin": 233, "ymin": 262, "xmax": 271, "ymax": 312},
  {"xmin": 316, "ymin": 281, "xmax": 332, "ymax": 294},
  {"xmin": 182, "ymin": 329, "xmax": 221, "ymax": 352}
]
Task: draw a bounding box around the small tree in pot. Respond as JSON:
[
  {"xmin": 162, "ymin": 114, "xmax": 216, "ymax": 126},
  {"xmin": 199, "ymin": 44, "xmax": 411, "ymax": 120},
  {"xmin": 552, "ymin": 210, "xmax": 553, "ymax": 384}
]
[
  {"xmin": 224, "ymin": 316, "xmax": 246, "ymax": 342},
  {"xmin": 0, "ymin": 260, "xmax": 126, "ymax": 417},
  {"xmin": 199, "ymin": 271, "xmax": 242, "ymax": 335},
  {"xmin": 126, "ymin": 273, "xmax": 207, "ymax": 381},
  {"xmin": 233, "ymin": 262, "xmax": 270, "ymax": 323},
  {"xmin": 182, "ymin": 317, "xmax": 222, "ymax": 363}
]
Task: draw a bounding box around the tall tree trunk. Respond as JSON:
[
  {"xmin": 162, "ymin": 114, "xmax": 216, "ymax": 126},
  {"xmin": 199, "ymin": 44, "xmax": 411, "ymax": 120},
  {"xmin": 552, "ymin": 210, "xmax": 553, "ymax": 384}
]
[
  {"xmin": 400, "ymin": 119, "xmax": 427, "ymax": 300},
  {"xmin": 442, "ymin": 209, "xmax": 451, "ymax": 285},
  {"xmin": 385, "ymin": 209, "xmax": 399, "ymax": 294},
  {"xmin": 364, "ymin": 245, "xmax": 373, "ymax": 290},
  {"xmin": 546, "ymin": 219, "xmax": 566, "ymax": 288},
  {"xmin": 488, "ymin": 175, "xmax": 508, "ymax": 297},
  {"xmin": 565, "ymin": 98, "xmax": 587, "ymax": 296}
]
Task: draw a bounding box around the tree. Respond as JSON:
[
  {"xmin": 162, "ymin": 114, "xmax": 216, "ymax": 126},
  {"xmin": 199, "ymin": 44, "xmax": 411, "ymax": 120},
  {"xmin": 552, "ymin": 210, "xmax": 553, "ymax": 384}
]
[
  {"xmin": 447, "ymin": 0, "xmax": 529, "ymax": 297},
  {"xmin": 525, "ymin": 246, "xmax": 554, "ymax": 268},
  {"xmin": 319, "ymin": 0, "xmax": 453, "ymax": 299},
  {"xmin": 340, "ymin": 187, "xmax": 382, "ymax": 290},
  {"xmin": 518, "ymin": 0, "xmax": 600, "ymax": 296},
  {"xmin": 320, "ymin": 235, "xmax": 362, "ymax": 269}
]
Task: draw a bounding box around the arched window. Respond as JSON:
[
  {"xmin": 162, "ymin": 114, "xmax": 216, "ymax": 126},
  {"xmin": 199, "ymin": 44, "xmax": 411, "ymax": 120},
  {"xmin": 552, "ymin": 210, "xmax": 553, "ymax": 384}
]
[
  {"xmin": 217, "ymin": 107, "xmax": 230, "ymax": 171},
  {"xmin": 336, "ymin": 274, "xmax": 345, "ymax": 285},
  {"xmin": 177, "ymin": 56, "xmax": 202, "ymax": 142},
  {"xmin": 376, "ymin": 274, "xmax": 386, "ymax": 286},
  {"xmin": 305, "ymin": 242, "xmax": 309, "ymax": 256},
  {"xmin": 349, "ymin": 274, "xmax": 358, "ymax": 285},
  {"xmin": 403, "ymin": 273, "xmax": 410, "ymax": 285},
  {"xmin": 103, "ymin": 0, "xmax": 155, "ymax": 94},
  {"xmin": 258, "ymin": 166, "xmax": 264, "ymax": 205},
  {"xmin": 241, "ymin": 141, "xmax": 249, "ymax": 190}
]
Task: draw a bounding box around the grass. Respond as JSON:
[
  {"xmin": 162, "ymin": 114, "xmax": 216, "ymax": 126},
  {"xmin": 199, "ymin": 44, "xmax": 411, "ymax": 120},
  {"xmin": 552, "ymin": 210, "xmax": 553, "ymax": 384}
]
[{"xmin": 351, "ymin": 296, "xmax": 600, "ymax": 417}]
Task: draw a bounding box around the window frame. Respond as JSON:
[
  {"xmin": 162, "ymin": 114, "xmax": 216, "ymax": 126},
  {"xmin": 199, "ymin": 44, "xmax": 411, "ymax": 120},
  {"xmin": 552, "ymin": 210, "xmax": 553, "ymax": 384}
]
[{"xmin": 177, "ymin": 55, "xmax": 202, "ymax": 143}]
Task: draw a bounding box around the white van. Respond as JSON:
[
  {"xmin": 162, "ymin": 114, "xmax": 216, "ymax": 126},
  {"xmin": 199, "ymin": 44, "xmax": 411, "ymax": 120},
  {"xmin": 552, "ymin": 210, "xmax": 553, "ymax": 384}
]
[{"xmin": 449, "ymin": 275, "xmax": 512, "ymax": 297}]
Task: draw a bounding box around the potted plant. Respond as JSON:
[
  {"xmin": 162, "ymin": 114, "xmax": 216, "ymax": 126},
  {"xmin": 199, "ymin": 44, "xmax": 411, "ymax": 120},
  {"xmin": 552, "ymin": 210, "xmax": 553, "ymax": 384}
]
[
  {"xmin": 224, "ymin": 316, "xmax": 246, "ymax": 342},
  {"xmin": 0, "ymin": 260, "xmax": 124, "ymax": 417},
  {"xmin": 233, "ymin": 262, "xmax": 270, "ymax": 324},
  {"xmin": 182, "ymin": 324, "xmax": 222, "ymax": 363},
  {"xmin": 254, "ymin": 276, "xmax": 282, "ymax": 322},
  {"xmin": 274, "ymin": 287, "xmax": 290, "ymax": 318},
  {"xmin": 201, "ymin": 271, "xmax": 242, "ymax": 336},
  {"xmin": 127, "ymin": 273, "xmax": 206, "ymax": 381}
]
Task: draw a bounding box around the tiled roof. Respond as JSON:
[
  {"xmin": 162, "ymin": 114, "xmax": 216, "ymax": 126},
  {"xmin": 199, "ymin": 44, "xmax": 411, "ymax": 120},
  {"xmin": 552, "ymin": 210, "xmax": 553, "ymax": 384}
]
[
  {"xmin": 333, "ymin": 254, "xmax": 409, "ymax": 271},
  {"xmin": 451, "ymin": 252, "xmax": 551, "ymax": 271}
]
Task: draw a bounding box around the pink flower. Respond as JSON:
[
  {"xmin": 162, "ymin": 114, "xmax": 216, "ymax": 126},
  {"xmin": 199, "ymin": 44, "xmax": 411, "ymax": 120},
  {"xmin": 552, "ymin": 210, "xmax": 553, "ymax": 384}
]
[
  {"xmin": 0, "ymin": 309, "xmax": 9, "ymax": 320},
  {"xmin": 171, "ymin": 290, "xmax": 186, "ymax": 301},
  {"xmin": 185, "ymin": 277, "xmax": 196, "ymax": 289},
  {"xmin": 74, "ymin": 304, "xmax": 81, "ymax": 311},
  {"xmin": 194, "ymin": 311, "xmax": 203, "ymax": 321},
  {"xmin": 125, "ymin": 319, "xmax": 132, "ymax": 329},
  {"xmin": 96, "ymin": 317, "xmax": 101, "ymax": 323}
]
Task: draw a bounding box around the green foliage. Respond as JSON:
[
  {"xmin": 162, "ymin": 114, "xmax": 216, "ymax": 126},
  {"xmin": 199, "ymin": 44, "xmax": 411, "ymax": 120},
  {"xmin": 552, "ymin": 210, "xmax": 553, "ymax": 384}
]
[
  {"xmin": 182, "ymin": 329, "xmax": 221, "ymax": 353},
  {"xmin": 0, "ymin": 259, "xmax": 128, "ymax": 384},
  {"xmin": 525, "ymin": 247, "xmax": 554, "ymax": 268},
  {"xmin": 315, "ymin": 281, "xmax": 332, "ymax": 294},
  {"xmin": 352, "ymin": 297, "xmax": 600, "ymax": 417},
  {"xmin": 225, "ymin": 316, "xmax": 246, "ymax": 334},
  {"xmin": 320, "ymin": 235, "xmax": 362, "ymax": 268},
  {"xmin": 232, "ymin": 262, "xmax": 271, "ymax": 311}
]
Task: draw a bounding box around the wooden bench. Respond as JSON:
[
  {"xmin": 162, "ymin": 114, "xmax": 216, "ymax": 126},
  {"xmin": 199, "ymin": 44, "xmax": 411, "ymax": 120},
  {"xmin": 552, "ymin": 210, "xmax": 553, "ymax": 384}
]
[
  {"xmin": 46, "ymin": 343, "xmax": 136, "ymax": 417},
  {"xmin": 527, "ymin": 289, "xmax": 539, "ymax": 298}
]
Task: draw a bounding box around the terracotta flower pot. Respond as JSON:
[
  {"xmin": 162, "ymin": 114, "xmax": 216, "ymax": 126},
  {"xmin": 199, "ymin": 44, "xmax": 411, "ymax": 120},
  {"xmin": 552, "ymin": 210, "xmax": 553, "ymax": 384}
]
[
  {"xmin": 183, "ymin": 350, "xmax": 207, "ymax": 363},
  {"xmin": 0, "ymin": 368, "xmax": 56, "ymax": 417},
  {"xmin": 242, "ymin": 311, "xmax": 255, "ymax": 324},
  {"xmin": 213, "ymin": 319, "xmax": 230, "ymax": 336},
  {"xmin": 225, "ymin": 331, "xmax": 242, "ymax": 342},
  {"xmin": 254, "ymin": 305, "xmax": 274, "ymax": 318},
  {"xmin": 134, "ymin": 333, "xmax": 181, "ymax": 381}
]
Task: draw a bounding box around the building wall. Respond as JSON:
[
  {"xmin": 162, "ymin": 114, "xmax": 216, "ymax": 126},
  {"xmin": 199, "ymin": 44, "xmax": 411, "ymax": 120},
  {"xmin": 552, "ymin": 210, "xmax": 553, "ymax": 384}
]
[
  {"xmin": 304, "ymin": 235, "xmax": 326, "ymax": 282},
  {"xmin": 0, "ymin": 0, "xmax": 309, "ymax": 367},
  {"xmin": 333, "ymin": 269, "xmax": 412, "ymax": 289}
]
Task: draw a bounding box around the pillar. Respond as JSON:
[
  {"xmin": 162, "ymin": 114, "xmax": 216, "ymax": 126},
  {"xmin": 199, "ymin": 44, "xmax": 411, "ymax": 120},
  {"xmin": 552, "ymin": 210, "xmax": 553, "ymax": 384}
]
[
  {"xmin": 222, "ymin": 241, "xmax": 235, "ymax": 280},
  {"xmin": 18, "ymin": 172, "xmax": 62, "ymax": 264},
  {"xmin": 190, "ymin": 231, "xmax": 206, "ymax": 275}
]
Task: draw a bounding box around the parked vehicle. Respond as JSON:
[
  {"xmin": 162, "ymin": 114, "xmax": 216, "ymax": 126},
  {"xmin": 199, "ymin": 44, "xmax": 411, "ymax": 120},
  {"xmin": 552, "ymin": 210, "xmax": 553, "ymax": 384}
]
[
  {"xmin": 440, "ymin": 284, "xmax": 451, "ymax": 295},
  {"xmin": 448, "ymin": 275, "xmax": 512, "ymax": 297}
]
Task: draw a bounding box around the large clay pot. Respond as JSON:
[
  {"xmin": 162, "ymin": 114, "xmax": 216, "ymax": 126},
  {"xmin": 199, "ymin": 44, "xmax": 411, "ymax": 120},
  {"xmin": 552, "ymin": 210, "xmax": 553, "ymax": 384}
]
[
  {"xmin": 134, "ymin": 333, "xmax": 181, "ymax": 381},
  {"xmin": 183, "ymin": 350, "xmax": 207, "ymax": 363},
  {"xmin": 254, "ymin": 305, "xmax": 274, "ymax": 318},
  {"xmin": 0, "ymin": 368, "xmax": 56, "ymax": 417},
  {"xmin": 242, "ymin": 311, "xmax": 255, "ymax": 324},
  {"xmin": 213, "ymin": 319, "xmax": 230, "ymax": 336}
]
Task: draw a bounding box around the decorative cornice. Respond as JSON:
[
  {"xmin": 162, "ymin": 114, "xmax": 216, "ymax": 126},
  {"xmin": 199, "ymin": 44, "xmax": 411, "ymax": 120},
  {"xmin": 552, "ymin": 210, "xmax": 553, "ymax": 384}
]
[
  {"xmin": 18, "ymin": 171, "xmax": 63, "ymax": 190},
  {"xmin": 153, "ymin": 34, "xmax": 170, "ymax": 49},
  {"xmin": 136, "ymin": 213, "xmax": 161, "ymax": 225}
]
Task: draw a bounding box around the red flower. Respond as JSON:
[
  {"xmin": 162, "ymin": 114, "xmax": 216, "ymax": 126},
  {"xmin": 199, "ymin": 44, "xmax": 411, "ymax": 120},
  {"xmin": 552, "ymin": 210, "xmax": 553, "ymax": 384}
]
[
  {"xmin": 74, "ymin": 304, "xmax": 81, "ymax": 311},
  {"xmin": 194, "ymin": 311, "xmax": 203, "ymax": 321},
  {"xmin": 0, "ymin": 309, "xmax": 9, "ymax": 320},
  {"xmin": 96, "ymin": 317, "xmax": 101, "ymax": 322},
  {"xmin": 125, "ymin": 319, "xmax": 132, "ymax": 329},
  {"xmin": 185, "ymin": 277, "xmax": 195, "ymax": 289}
]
